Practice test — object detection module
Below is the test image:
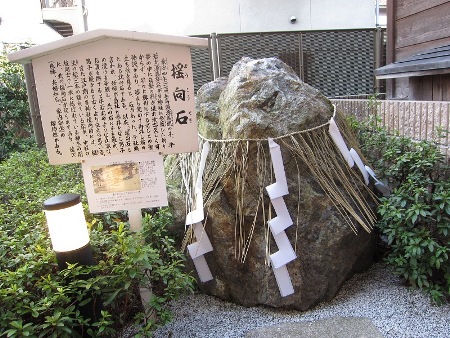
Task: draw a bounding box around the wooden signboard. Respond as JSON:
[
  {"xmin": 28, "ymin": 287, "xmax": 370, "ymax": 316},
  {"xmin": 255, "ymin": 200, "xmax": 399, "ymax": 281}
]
[
  {"xmin": 9, "ymin": 29, "xmax": 209, "ymax": 164},
  {"xmin": 9, "ymin": 30, "xmax": 208, "ymax": 212}
]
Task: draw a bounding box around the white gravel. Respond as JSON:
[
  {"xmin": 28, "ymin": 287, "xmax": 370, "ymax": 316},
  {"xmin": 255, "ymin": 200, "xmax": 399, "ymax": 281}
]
[{"xmin": 152, "ymin": 263, "xmax": 450, "ymax": 338}]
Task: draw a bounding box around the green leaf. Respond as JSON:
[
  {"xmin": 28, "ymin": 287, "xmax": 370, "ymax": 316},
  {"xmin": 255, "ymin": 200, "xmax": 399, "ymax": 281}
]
[
  {"xmin": 445, "ymin": 205, "xmax": 450, "ymax": 215},
  {"xmin": 10, "ymin": 320, "xmax": 23, "ymax": 329},
  {"xmin": 5, "ymin": 329, "xmax": 18, "ymax": 337},
  {"xmin": 104, "ymin": 289, "xmax": 121, "ymax": 306}
]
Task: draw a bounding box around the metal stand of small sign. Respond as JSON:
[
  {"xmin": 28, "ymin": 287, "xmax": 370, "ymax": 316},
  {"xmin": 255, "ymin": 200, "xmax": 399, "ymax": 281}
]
[{"xmin": 9, "ymin": 29, "xmax": 209, "ymax": 333}]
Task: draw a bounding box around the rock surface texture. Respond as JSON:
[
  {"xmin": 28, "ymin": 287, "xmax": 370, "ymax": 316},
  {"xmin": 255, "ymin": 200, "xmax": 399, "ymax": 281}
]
[{"xmin": 168, "ymin": 57, "xmax": 376, "ymax": 310}]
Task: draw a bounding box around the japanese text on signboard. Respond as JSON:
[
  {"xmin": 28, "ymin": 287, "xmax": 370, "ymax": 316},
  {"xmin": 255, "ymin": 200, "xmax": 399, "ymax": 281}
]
[{"xmin": 33, "ymin": 39, "xmax": 198, "ymax": 164}]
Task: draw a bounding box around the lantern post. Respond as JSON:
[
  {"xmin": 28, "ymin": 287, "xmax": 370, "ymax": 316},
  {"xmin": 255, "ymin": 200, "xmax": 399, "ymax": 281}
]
[{"xmin": 43, "ymin": 193, "xmax": 102, "ymax": 336}]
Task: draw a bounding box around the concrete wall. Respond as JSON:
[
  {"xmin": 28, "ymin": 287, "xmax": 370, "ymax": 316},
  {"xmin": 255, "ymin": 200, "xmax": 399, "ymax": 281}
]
[{"xmin": 85, "ymin": 0, "xmax": 376, "ymax": 35}]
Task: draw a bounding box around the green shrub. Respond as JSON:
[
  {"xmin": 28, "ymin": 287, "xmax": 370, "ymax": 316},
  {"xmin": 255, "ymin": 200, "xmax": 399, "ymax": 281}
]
[
  {"xmin": 353, "ymin": 116, "xmax": 450, "ymax": 304},
  {"xmin": 0, "ymin": 148, "xmax": 195, "ymax": 336},
  {"xmin": 0, "ymin": 45, "xmax": 34, "ymax": 161}
]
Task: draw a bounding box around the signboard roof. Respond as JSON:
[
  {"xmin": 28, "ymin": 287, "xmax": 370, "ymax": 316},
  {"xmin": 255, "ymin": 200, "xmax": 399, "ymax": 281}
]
[{"xmin": 8, "ymin": 29, "xmax": 209, "ymax": 64}]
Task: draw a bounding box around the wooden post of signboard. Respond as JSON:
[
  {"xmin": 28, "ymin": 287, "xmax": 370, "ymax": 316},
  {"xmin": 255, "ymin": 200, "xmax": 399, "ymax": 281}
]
[{"xmin": 23, "ymin": 62, "xmax": 45, "ymax": 146}]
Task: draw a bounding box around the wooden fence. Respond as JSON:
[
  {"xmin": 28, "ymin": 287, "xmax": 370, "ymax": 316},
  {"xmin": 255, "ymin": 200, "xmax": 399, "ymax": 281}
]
[{"xmin": 331, "ymin": 99, "xmax": 450, "ymax": 157}]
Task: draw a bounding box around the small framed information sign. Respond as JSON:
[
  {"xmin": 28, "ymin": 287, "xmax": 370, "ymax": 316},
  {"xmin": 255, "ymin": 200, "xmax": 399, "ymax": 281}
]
[{"xmin": 81, "ymin": 152, "xmax": 168, "ymax": 213}]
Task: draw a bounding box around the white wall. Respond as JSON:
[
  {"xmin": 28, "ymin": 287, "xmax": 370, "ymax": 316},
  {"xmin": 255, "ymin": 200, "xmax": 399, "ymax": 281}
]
[
  {"xmin": 85, "ymin": 0, "xmax": 376, "ymax": 36},
  {"xmin": 310, "ymin": 0, "xmax": 375, "ymax": 30},
  {"xmin": 0, "ymin": 0, "xmax": 61, "ymax": 44},
  {"xmin": 0, "ymin": 0, "xmax": 376, "ymax": 46}
]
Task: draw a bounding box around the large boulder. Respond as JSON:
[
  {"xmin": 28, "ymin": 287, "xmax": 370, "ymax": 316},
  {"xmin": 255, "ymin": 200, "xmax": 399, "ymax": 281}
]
[{"xmin": 168, "ymin": 57, "xmax": 376, "ymax": 310}]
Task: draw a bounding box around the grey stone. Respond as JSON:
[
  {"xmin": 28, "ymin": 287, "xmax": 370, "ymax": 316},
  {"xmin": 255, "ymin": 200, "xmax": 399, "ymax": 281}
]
[
  {"xmin": 197, "ymin": 76, "xmax": 228, "ymax": 139},
  {"xmin": 219, "ymin": 57, "xmax": 333, "ymax": 139},
  {"xmin": 167, "ymin": 57, "xmax": 376, "ymax": 310},
  {"xmin": 245, "ymin": 316, "xmax": 385, "ymax": 338}
]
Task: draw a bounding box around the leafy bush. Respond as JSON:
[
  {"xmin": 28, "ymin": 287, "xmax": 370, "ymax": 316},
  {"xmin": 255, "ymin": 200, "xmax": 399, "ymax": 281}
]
[
  {"xmin": 0, "ymin": 45, "xmax": 34, "ymax": 161},
  {"xmin": 353, "ymin": 116, "xmax": 450, "ymax": 304},
  {"xmin": 0, "ymin": 147, "xmax": 195, "ymax": 336}
]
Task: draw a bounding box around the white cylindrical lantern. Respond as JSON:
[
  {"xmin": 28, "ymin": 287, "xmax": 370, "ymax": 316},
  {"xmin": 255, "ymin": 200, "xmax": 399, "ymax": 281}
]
[
  {"xmin": 43, "ymin": 193, "xmax": 90, "ymax": 252},
  {"xmin": 43, "ymin": 193, "xmax": 102, "ymax": 333}
]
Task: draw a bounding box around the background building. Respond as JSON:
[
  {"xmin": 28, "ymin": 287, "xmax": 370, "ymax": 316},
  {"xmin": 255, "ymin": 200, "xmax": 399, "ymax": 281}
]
[
  {"xmin": 0, "ymin": 0, "xmax": 61, "ymax": 45},
  {"xmin": 2, "ymin": 0, "xmax": 387, "ymax": 97},
  {"xmin": 35, "ymin": 0, "xmax": 380, "ymax": 37},
  {"xmin": 375, "ymin": 0, "xmax": 450, "ymax": 101}
]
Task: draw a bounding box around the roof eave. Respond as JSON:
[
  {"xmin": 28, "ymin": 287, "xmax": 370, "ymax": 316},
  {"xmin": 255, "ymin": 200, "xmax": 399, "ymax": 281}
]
[{"xmin": 375, "ymin": 67, "xmax": 450, "ymax": 79}]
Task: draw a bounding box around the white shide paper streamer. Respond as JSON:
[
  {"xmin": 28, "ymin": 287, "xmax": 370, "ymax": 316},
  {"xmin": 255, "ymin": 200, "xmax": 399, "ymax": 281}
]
[
  {"xmin": 185, "ymin": 141, "xmax": 214, "ymax": 282},
  {"xmin": 329, "ymin": 117, "xmax": 389, "ymax": 191},
  {"xmin": 329, "ymin": 117, "xmax": 354, "ymax": 168},
  {"xmin": 267, "ymin": 138, "xmax": 296, "ymax": 297},
  {"xmin": 350, "ymin": 148, "xmax": 369, "ymax": 185},
  {"xmin": 365, "ymin": 165, "xmax": 392, "ymax": 196},
  {"xmin": 328, "ymin": 115, "xmax": 392, "ymax": 199}
]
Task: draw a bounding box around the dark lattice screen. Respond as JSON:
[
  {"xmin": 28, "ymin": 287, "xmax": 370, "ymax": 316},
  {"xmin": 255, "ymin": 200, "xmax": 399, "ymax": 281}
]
[
  {"xmin": 217, "ymin": 32, "xmax": 301, "ymax": 77},
  {"xmin": 302, "ymin": 30, "xmax": 375, "ymax": 97},
  {"xmin": 190, "ymin": 44, "xmax": 213, "ymax": 93},
  {"xmin": 189, "ymin": 30, "xmax": 384, "ymax": 97},
  {"xmin": 379, "ymin": 30, "xmax": 387, "ymax": 94}
]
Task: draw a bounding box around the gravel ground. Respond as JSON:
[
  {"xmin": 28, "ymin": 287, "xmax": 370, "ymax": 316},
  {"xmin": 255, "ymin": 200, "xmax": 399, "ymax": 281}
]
[{"xmin": 150, "ymin": 263, "xmax": 450, "ymax": 338}]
